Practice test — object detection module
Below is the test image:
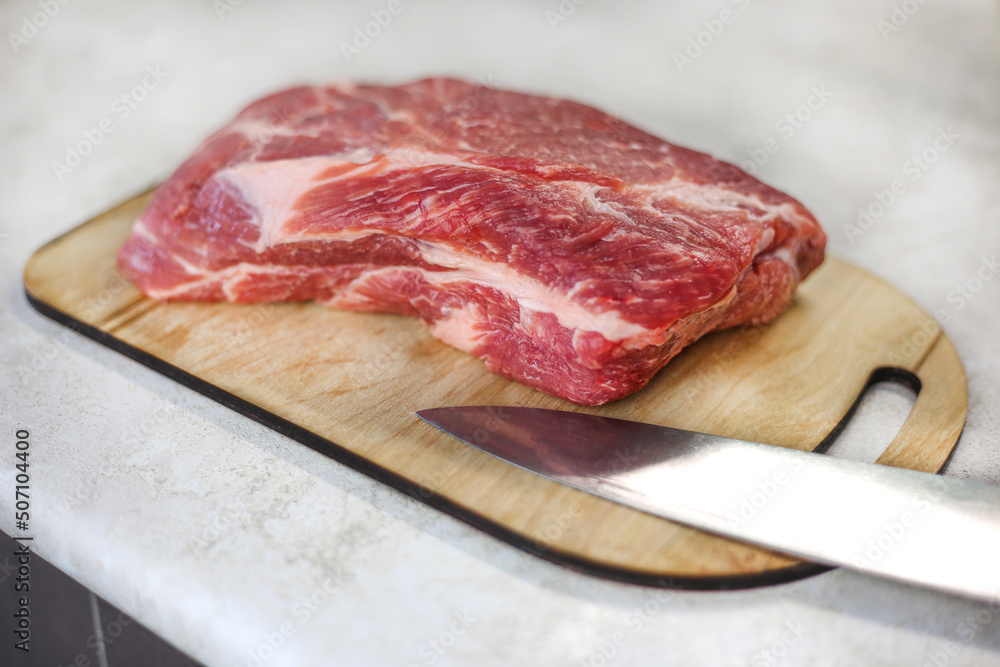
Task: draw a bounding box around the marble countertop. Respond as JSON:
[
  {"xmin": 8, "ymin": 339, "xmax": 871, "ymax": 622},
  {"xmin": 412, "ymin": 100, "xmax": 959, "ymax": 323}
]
[{"xmin": 2, "ymin": 0, "xmax": 999, "ymax": 665}]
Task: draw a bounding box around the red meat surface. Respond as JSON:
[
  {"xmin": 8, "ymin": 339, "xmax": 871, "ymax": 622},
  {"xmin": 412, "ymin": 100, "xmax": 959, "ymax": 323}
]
[{"xmin": 118, "ymin": 78, "xmax": 826, "ymax": 405}]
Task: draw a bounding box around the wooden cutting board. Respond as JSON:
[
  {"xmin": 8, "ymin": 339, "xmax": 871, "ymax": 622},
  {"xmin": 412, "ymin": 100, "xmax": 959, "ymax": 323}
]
[{"xmin": 24, "ymin": 189, "xmax": 968, "ymax": 589}]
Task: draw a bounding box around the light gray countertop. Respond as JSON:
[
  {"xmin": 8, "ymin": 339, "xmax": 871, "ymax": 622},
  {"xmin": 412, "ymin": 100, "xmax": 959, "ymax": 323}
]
[{"xmin": 2, "ymin": 1, "xmax": 999, "ymax": 665}]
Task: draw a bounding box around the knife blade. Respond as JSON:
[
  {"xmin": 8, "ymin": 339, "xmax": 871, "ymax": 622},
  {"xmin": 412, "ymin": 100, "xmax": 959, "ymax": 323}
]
[{"xmin": 417, "ymin": 406, "xmax": 1000, "ymax": 602}]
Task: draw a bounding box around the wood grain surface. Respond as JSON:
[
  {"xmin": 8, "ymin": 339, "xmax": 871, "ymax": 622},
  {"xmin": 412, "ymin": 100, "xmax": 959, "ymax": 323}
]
[{"xmin": 23, "ymin": 189, "xmax": 968, "ymax": 588}]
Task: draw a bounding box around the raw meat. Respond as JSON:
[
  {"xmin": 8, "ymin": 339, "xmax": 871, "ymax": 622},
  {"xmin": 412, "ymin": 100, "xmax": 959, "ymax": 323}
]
[{"xmin": 118, "ymin": 78, "xmax": 826, "ymax": 405}]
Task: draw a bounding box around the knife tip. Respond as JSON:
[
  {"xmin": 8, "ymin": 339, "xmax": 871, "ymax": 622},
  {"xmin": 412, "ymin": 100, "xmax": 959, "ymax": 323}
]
[{"xmin": 415, "ymin": 407, "xmax": 450, "ymax": 428}]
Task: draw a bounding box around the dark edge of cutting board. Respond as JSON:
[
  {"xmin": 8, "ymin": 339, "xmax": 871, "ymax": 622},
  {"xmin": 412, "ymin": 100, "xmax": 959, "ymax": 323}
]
[{"xmin": 25, "ymin": 285, "xmax": 837, "ymax": 591}]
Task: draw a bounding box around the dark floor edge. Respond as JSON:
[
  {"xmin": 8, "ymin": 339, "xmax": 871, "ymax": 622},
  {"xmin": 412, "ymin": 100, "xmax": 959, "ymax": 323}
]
[
  {"xmin": 0, "ymin": 529, "xmax": 206, "ymax": 667},
  {"xmin": 24, "ymin": 285, "xmax": 832, "ymax": 592}
]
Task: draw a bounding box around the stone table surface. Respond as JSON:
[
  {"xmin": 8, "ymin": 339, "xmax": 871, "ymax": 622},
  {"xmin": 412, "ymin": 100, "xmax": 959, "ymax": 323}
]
[{"xmin": 2, "ymin": 0, "xmax": 999, "ymax": 665}]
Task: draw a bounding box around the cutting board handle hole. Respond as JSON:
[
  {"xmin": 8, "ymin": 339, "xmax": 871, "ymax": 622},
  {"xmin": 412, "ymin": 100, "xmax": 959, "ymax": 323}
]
[{"xmin": 815, "ymin": 367, "xmax": 919, "ymax": 463}]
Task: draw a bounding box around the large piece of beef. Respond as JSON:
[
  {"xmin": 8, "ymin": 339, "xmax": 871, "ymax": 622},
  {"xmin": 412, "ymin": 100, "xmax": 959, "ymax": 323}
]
[{"xmin": 118, "ymin": 78, "xmax": 826, "ymax": 405}]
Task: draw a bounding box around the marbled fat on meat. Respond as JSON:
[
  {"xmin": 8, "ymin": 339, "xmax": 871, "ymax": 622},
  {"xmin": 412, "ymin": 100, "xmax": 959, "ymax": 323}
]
[{"xmin": 117, "ymin": 78, "xmax": 826, "ymax": 405}]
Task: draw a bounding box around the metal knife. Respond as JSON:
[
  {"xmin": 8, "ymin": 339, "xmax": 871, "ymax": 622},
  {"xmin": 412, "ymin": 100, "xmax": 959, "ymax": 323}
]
[{"xmin": 417, "ymin": 406, "xmax": 1000, "ymax": 602}]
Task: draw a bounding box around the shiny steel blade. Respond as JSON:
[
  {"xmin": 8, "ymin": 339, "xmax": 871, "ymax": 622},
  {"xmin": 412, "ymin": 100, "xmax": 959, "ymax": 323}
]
[{"xmin": 417, "ymin": 406, "xmax": 1000, "ymax": 602}]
